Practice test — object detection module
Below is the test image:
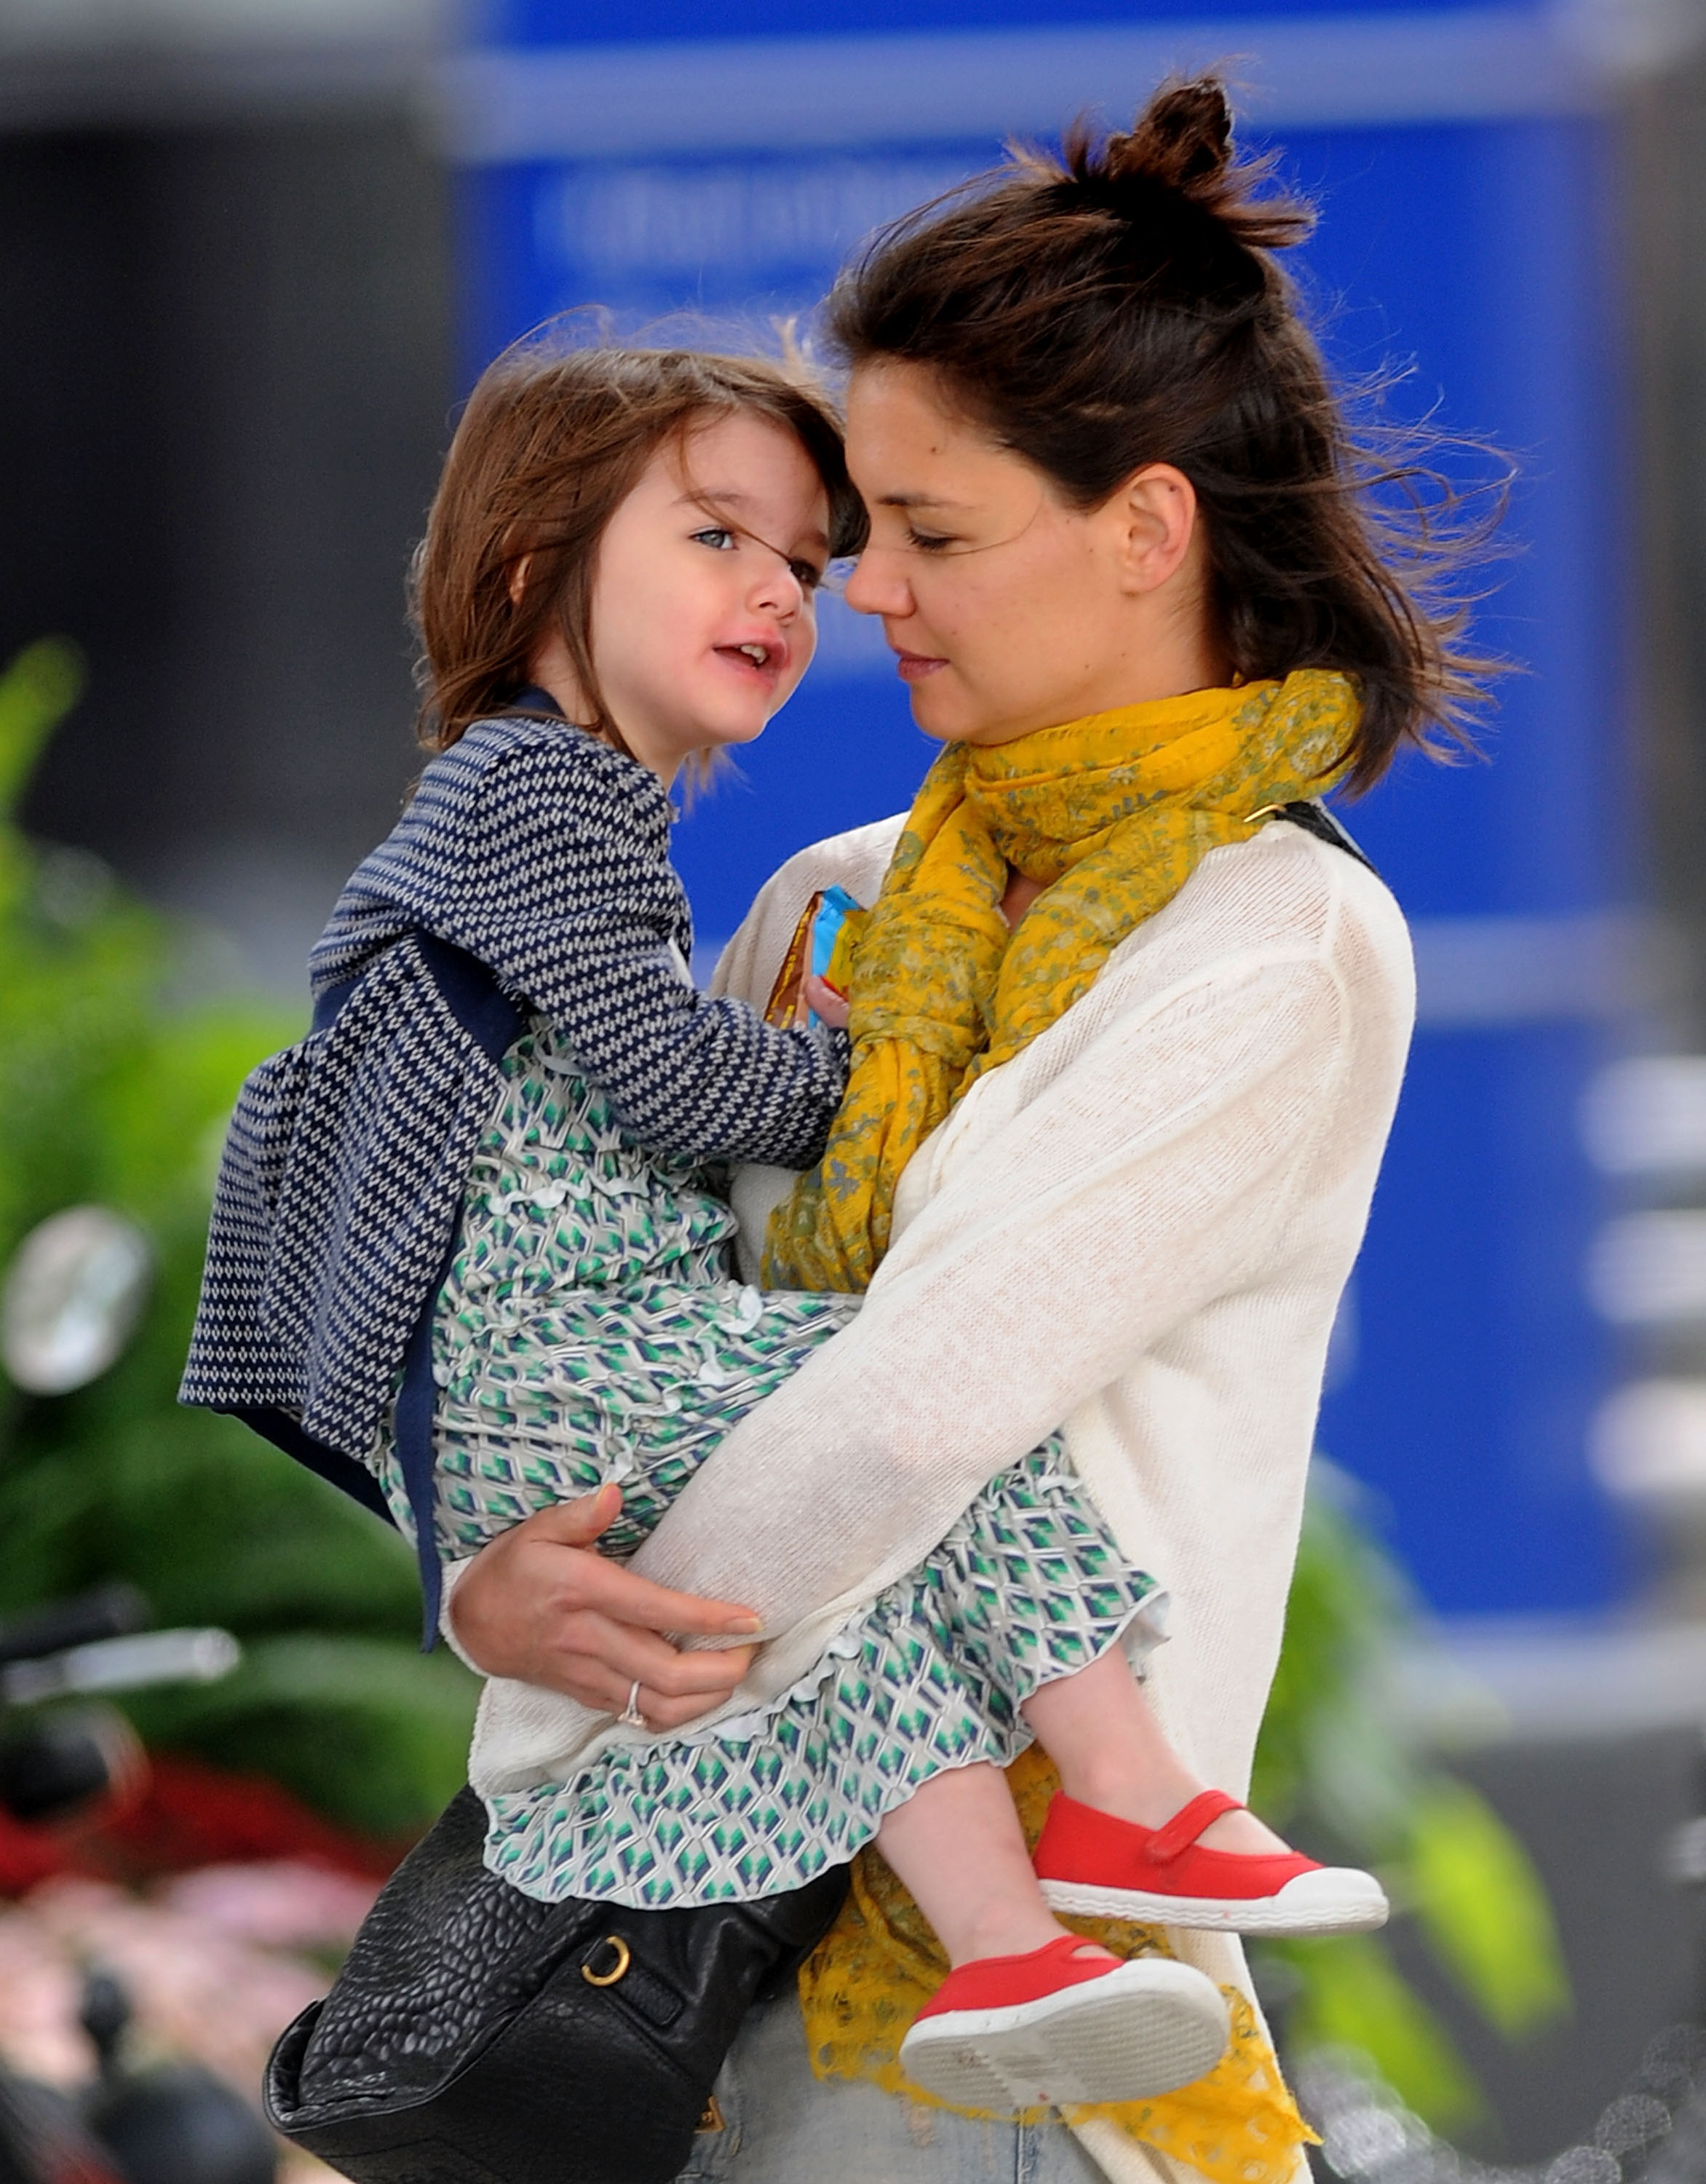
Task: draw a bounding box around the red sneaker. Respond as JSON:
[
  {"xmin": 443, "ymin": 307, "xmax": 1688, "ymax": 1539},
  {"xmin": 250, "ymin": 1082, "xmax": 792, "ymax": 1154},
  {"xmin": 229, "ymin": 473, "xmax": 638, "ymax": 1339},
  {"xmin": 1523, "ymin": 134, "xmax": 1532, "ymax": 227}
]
[
  {"xmin": 898, "ymin": 1933, "xmax": 1230, "ymax": 2111},
  {"xmin": 1035, "ymin": 1790, "xmax": 1389, "ymax": 1936}
]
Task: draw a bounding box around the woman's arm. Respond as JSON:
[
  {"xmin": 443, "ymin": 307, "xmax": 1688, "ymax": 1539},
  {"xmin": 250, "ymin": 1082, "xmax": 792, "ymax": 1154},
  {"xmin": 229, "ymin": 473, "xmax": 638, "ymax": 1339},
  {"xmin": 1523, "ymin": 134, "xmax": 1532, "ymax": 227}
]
[
  {"xmin": 449, "ymin": 950, "xmax": 1346, "ymax": 1699},
  {"xmin": 622, "ymin": 949, "xmax": 1349, "ymax": 1642}
]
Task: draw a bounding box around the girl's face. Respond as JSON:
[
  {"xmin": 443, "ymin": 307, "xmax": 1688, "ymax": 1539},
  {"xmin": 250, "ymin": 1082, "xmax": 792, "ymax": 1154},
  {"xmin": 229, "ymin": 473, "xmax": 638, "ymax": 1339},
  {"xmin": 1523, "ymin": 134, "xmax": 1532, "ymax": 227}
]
[
  {"xmin": 842, "ymin": 361, "xmax": 1221, "ymax": 747},
  {"xmin": 554, "ymin": 409, "xmax": 830, "ymax": 785}
]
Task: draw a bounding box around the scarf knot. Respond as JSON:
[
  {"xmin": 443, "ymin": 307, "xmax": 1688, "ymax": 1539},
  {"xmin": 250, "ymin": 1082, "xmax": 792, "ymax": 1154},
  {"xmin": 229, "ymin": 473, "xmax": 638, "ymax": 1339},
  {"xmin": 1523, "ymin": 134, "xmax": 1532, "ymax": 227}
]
[{"xmin": 764, "ymin": 667, "xmax": 1358, "ymax": 1294}]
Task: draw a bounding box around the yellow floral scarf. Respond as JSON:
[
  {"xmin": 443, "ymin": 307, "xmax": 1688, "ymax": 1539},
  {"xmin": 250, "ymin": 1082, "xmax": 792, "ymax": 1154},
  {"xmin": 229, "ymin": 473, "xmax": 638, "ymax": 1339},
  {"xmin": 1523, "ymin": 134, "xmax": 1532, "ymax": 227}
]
[
  {"xmin": 763, "ymin": 668, "xmax": 1358, "ymax": 1295},
  {"xmin": 769, "ymin": 669, "xmax": 1361, "ymax": 2177}
]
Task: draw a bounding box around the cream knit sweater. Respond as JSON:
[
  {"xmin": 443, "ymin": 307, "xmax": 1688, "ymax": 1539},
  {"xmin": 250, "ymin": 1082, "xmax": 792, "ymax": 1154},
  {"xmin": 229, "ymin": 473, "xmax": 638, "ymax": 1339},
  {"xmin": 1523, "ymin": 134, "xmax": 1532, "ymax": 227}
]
[{"xmin": 451, "ymin": 809, "xmax": 1414, "ymax": 2184}]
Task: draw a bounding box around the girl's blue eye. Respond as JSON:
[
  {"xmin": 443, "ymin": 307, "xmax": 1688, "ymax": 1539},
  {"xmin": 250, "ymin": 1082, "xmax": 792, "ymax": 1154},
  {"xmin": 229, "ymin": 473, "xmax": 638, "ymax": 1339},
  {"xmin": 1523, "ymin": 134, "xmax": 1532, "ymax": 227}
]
[
  {"xmin": 789, "ymin": 559, "xmax": 825, "ymax": 592},
  {"xmin": 691, "ymin": 526, "xmax": 736, "ymax": 550}
]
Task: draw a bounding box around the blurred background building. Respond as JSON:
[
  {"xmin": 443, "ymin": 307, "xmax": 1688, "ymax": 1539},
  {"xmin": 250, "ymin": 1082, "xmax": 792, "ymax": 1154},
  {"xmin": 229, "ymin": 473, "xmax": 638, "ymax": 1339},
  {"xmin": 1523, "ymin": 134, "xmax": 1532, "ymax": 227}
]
[{"xmin": 6, "ymin": 0, "xmax": 1706, "ymax": 2164}]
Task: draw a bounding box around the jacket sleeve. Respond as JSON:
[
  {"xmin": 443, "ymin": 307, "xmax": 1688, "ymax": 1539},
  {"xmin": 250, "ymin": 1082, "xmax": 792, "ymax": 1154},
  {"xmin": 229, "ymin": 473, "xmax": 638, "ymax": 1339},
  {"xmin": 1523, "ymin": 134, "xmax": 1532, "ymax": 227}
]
[
  {"xmin": 621, "ymin": 951, "xmax": 1347, "ymax": 1639},
  {"xmin": 370, "ymin": 735, "xmax": 848, "ymax": 1170}
]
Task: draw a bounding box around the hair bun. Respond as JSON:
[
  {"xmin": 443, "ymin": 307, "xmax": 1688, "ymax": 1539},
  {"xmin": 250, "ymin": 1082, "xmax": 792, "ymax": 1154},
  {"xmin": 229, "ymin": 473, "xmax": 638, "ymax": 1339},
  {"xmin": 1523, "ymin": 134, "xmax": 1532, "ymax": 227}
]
[
  {"xmin": 1106, "ymin": 78, "xmax": 1233, "ymax": 196},
  {"xmin": 1062, "ymin": 74, "xmax": 1312, "ymax": 254}
]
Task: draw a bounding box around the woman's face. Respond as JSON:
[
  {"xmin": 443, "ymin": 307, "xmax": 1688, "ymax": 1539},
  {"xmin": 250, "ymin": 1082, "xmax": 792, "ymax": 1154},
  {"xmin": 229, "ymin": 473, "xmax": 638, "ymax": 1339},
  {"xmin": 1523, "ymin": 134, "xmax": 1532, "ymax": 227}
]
[{"xmin": 843, "ymin": 362, "xmax": 1217, "ymax": 747}]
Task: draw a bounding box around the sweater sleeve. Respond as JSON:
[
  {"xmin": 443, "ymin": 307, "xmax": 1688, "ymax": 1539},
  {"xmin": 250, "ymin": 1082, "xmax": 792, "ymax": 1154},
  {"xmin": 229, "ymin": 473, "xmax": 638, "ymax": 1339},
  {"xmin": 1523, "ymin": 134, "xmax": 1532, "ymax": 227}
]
[
  {"xmin": 622, "ymin": 949, "xmax": 1346, "ymax": 1639},
  {"xmin": 373, "ymin": 732, "xmax": 848, "ymax": 1169}
]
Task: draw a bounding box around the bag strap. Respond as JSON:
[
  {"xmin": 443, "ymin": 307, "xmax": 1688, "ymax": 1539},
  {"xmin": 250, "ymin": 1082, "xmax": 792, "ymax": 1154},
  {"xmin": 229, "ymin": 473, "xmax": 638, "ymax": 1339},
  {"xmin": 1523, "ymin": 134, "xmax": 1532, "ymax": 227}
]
[
  {"xmin": 250, "ymin": 932, "xmax": 525, "ymax": 1647},
  {"xmin": 1255, "ymin": 797, "xmax": 1380, "ymax": 878}
]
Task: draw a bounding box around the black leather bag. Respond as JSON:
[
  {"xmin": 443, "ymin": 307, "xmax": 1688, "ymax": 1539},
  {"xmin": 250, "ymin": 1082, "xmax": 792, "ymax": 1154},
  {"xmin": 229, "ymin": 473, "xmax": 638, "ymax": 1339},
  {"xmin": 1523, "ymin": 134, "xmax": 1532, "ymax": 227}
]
[{"xmin": 263, "ymin": 1787, "xmax": 848, "ymax": 2184}]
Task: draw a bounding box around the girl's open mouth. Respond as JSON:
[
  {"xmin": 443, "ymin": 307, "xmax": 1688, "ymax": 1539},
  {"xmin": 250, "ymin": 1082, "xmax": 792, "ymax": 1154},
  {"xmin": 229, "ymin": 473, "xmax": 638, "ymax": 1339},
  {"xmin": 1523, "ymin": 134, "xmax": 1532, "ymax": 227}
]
[{"xmin": 717, "ymin": 639, "xmax": 787, "ymax": 681}]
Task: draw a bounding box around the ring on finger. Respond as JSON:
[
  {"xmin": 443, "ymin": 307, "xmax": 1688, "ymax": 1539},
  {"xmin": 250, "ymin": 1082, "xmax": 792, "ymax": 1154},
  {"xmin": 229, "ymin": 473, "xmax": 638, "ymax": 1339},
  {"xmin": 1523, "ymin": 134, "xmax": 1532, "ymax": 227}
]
[{"xmin": 619, "ymin": 1679, "xmax": 647, "ymax": 1729}]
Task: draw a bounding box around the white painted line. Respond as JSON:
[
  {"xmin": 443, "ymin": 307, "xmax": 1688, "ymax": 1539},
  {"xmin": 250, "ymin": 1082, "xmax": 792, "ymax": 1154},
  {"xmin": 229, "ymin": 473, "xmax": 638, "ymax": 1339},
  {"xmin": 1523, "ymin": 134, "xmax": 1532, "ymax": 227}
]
[
  {"xmin": 1411, "ymin": 909, "xmax": 1647, "ymax": 1025},
  {"xmin": 436, "ymin": 10, "xmax": 1602, "ymax": 165}
]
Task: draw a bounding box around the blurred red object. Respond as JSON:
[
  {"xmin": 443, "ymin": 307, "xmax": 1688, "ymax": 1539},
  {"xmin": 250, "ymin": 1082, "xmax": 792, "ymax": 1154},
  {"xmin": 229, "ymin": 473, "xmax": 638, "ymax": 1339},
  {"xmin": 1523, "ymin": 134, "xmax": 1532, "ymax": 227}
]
[
  {"xmin": 0, "ymin": 1808, "xmax": 63, "ymax": 1896},
  {"xmin": 0, "ymin": 1754, "xmax": 404, "ymax": 1895}
]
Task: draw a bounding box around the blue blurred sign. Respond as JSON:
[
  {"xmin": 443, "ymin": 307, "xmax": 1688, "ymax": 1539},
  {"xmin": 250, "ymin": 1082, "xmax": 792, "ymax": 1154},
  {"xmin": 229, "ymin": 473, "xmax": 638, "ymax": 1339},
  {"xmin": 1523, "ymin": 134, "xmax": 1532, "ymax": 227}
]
[{"xmin": 448, "ymin": 1, "xmax": 1634, "ymax": 1616}]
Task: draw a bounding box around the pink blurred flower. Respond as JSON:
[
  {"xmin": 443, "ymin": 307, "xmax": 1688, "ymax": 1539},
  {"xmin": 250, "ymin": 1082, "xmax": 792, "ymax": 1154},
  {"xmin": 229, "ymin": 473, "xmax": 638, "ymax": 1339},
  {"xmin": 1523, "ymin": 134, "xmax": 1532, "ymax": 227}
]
[
  {"xmin": 0, "ymin": 1907, "xmax": 92, "ymax": 2088},
  {"xmin": 160, "ymin": 1861, "xmax": 378, "ymax": 1951},
  {"xmin": 0, "ymin": 1861, "xmax": 370, "ymax": 2117}
]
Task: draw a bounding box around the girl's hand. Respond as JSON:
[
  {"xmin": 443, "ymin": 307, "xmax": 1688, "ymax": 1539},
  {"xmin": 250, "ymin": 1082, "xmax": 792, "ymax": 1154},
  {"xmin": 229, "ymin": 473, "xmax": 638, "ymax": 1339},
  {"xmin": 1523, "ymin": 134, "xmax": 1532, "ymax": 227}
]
[
  {"xmin": 448, "ymin": 1485, "xmax": 761, "ymax": 1728},
  {"xmin": 800, "ymin": 974, "xmax": 850, "ymax": 1032}
]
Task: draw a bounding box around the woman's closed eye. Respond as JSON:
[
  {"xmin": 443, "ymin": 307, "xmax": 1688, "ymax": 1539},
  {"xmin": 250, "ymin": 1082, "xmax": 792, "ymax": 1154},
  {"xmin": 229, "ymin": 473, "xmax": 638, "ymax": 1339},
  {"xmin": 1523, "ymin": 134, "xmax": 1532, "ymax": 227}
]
[{"xmin": 905, "ymin": 526, "xmax": 957, "ymax": 553}]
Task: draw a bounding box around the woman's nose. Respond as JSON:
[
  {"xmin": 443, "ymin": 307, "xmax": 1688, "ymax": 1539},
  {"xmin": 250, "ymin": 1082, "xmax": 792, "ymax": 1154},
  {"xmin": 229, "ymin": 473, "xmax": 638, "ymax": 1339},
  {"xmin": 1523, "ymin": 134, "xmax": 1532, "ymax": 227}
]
[{"xmin": 844, "ymin": 550, "xmax": 910, "ymax": 620}]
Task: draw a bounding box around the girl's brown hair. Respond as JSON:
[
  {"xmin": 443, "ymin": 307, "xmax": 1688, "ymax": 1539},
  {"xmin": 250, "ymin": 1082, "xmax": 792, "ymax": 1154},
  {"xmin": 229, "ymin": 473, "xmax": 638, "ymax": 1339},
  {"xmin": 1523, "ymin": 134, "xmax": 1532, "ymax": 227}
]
[
  {"xmin": 825, "ymin": 76, "xmax": 1496, "ymax": 792},
  {"xmin": 412, "ymin": 344, "xmax": 868, "ymax": 753}
]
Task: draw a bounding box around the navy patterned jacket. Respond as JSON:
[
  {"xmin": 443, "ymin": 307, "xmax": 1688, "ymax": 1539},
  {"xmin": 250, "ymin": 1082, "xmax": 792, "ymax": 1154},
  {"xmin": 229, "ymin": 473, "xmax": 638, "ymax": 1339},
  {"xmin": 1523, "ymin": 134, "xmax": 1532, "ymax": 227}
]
[{"xmin": 180, "ymin": 710, "xmax": 849, "ymax": 1566}]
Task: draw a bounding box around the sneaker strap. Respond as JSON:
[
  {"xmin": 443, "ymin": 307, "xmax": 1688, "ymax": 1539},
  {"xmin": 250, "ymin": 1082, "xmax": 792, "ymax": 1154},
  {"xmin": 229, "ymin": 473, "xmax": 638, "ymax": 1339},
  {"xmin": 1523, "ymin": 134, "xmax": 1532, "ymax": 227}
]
[
  {"xmin": 1147, "ymin": 1789, "xmax": 1245, "ymax": 1862},
  {"xmin": 919, "ymin": 1934, "xmax": 1118, "ymax": 2018}
]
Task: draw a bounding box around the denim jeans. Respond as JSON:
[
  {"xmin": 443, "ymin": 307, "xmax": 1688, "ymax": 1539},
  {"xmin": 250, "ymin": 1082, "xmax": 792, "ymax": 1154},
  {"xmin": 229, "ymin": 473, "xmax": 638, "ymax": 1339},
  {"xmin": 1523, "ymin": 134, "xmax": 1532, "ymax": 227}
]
[{"xmin": 675, "ymin": 1989, "xmax": 1107, "ymax": 2184}]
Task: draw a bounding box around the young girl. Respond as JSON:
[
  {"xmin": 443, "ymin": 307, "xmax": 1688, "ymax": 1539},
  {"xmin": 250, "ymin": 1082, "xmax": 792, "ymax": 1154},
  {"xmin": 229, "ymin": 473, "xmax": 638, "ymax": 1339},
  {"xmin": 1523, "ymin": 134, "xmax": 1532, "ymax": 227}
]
[{"xmin": 188, "ymin": 333, "xmax": 1385, "ymax": 2118}]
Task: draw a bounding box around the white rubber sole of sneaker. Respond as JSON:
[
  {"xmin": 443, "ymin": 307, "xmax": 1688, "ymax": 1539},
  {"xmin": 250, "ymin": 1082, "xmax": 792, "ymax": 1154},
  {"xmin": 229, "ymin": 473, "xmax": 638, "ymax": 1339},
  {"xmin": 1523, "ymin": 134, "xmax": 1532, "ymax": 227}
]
[
  {"xmin": 897, "ymin": 1957, "xmax": 1231, "ymax": 2112},
  {"xmin": 1039, "ymin": 1865, "xmax": 1390, "ymax": 1936}
]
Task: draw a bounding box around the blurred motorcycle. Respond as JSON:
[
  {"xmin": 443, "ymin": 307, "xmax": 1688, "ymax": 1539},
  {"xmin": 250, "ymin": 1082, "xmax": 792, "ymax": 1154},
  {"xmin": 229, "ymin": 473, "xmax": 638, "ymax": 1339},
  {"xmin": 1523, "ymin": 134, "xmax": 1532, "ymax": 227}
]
[{"xmin": 0, "ymin": 1586, "xmax": 275, "ymax": 2184}]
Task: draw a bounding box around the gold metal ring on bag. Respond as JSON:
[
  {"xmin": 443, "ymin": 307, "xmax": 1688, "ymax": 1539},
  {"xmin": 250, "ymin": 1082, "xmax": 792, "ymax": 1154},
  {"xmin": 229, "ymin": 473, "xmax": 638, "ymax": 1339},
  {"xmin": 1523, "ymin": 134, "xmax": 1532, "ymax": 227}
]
[{"xmin": 581, "ymin": 1935, "xmax": 631, "ymax": 1987}]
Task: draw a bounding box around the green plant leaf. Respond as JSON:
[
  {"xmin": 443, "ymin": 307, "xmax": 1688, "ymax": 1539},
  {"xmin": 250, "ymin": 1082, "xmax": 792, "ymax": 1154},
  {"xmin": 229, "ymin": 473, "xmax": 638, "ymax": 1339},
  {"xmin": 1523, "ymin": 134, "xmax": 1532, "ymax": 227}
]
[
  {"xmin": 124, "ymin": 1634, "xmax": 480, "ymax": 1839},
  {"xmin": 1253, "ymin": 1473, "xmax": 1419, "ymax": 1841},
  {"xmin": 1253, "ymin": 1463, "xmax": 1571, "ymax": 2113},
  {"xmin": 0, "ymin": 649, "xmax": 466, "ymax": 1851},
  {"xmin": 1403, "ymin": 1780, "xmax": 1571, "ymax": 2037},
  {"xmin": 0, "ymin": 638, "xmax": 85, "ymax": 820},
  {"xmin": 1278, "ymin": 1934, "xmax": 1486, "ymax": 2132}
]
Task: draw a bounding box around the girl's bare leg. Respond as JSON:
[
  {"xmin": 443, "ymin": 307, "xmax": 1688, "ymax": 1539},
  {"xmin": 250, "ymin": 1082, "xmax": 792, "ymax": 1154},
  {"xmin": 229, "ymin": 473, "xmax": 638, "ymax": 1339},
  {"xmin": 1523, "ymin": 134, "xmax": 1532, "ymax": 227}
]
[
  {"xmin": 874, "ymin": 1763, "xmax": 1114, "ymax": 1969},
  {"xmin": 876, "ymin": 1647, "xmax": 1294, "ymax": 1966},
  {"xmin": 1020, "ymin": 1647, "xmax": 1288, "ymax": 1854}
]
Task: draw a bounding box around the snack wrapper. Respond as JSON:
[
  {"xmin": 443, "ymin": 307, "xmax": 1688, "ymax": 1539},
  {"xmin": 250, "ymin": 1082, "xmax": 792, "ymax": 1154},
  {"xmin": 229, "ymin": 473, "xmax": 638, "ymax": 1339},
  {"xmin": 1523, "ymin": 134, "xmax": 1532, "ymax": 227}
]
[{"xmin": 764, "ymin": 885, "xmax": 866, "ymax": 1029}]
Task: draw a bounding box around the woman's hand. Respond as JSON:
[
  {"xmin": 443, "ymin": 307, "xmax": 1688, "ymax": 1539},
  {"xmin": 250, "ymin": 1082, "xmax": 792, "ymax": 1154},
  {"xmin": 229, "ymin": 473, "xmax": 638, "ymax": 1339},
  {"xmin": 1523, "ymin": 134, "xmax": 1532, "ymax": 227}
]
[{"xmin": 447, "ymin": 1485, "xmax": 762, "ymax": 1729}]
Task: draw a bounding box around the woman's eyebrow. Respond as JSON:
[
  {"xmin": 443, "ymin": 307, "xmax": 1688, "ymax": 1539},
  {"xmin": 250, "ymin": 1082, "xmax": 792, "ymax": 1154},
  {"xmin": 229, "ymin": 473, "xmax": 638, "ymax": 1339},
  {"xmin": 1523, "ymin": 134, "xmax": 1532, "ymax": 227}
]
[{"xmin": 878, "ymin": 491, "xmax": 972, "ymax": 513}]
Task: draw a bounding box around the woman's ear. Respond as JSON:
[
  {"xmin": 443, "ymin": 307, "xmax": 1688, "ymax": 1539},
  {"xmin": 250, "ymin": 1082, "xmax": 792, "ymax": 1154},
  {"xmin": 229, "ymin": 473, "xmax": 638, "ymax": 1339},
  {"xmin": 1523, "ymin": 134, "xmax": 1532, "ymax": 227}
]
[
  {"xmin": 507, "ymin": 553, "xmax": 532, "ymax": 609},
  {"xmin": 1108, "ymin": 464, "xmax": 1199, "ymax": 596}
]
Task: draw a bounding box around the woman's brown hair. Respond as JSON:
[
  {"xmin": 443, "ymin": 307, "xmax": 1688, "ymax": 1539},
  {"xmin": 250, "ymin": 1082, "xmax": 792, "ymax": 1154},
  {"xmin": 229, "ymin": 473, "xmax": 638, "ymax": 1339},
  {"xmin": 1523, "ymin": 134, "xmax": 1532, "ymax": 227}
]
[
  {"xmin": 825, "ymin": 77, "xmax": 1496, "ymax": 792},
  {"xmin": 412, "ymin": 343, "xmax": 868, "ymax": 753}
]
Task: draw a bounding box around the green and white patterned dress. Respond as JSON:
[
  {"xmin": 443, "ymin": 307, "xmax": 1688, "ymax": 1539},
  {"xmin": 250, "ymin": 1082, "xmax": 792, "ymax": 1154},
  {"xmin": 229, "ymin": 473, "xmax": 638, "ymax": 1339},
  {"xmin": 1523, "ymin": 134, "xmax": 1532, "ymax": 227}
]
[{"xmin": 377, "ymin": 1019, "xmax": 1165, "ymax": 1908}]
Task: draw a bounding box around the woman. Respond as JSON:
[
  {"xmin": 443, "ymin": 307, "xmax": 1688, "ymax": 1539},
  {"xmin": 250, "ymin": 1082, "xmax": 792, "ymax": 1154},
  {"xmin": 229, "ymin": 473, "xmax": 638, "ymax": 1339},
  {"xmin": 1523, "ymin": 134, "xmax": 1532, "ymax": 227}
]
[{"xmin": 443, "ymin": 77, "xmax": 1476, "ymax": 2184}]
